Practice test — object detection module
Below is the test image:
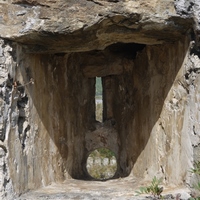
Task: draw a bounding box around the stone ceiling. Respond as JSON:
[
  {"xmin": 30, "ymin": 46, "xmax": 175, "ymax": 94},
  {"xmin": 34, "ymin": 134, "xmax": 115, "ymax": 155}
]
[{"xmin": 0, "ymin": 0, "xmax": 196, "ymax": 53}]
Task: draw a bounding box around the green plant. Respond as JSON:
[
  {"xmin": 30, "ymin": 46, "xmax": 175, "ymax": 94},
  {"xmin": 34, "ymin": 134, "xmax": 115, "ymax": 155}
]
[
  {"xmin": 189, "ymin": 161, "xmax": 200, "ymax": 200},
  {"xmin": 89, "ymin": 148, "xmax": 115, "ymax": 160},
  {"xmin": 189, "ymin": 194, "xmax": 200, "ymax": 200},
  {"xmin": 135, "ymin": 176, "xmax": 163, "ymax": 198},
  {"xmin": 190, "ymin": 161, "xmax": 200, "ymax": 176}
]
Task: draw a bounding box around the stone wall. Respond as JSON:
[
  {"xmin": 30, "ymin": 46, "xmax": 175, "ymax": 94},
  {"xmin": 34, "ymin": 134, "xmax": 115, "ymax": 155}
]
[
  {"xmin": 0, "ymin": 39, "xmax": 17, "ymax": 199},
  {"xmin": 131, "ymin": 38, "xmax": 200, "ymax": 186},
  {"xmin": 0, "ymin": 35, "xmax": 199, "ymax": 198},
  {"xmin": 0, "ymin": 0, "xmax": 199, "ymax": 199},
  {"xmin": 130, "ymin": 38, "xmax": 192, "ymax": 185}
]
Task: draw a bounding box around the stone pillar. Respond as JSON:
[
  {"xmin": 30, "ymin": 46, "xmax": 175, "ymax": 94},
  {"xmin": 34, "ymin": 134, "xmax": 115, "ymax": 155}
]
[{"xmin": 102, "ymin": 76, "xmax": 115, "ymax": 122}]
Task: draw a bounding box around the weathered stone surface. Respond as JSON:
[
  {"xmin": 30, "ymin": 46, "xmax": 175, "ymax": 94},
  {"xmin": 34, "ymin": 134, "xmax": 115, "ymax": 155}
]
[
  {"xmin": 175, "ymin": 0, "xmax": 200, "ymax": 47},
  {"xmin": 0, "ymin": 0, "xmax": 199, "ymax": 199},
  {"xmin": 81, "ymin": 51, "xmax": 125, "ymax": 77},
  {"xmin": 15, "ymin": 178, "xmax": 192, "ymax": 200},
  {"xmin": 7, "ymin": 35, "xmax": 196, "ymax": 194},
  {"xmin": 0, "ymin": 146, "xmax": 13, "ymax": 200},
  {"xmin": 0, "ymin": 0, "xmax": 194, "ymax": 53},
  {"xmin": 1, "ymin": 37, "xmax": 199, "ymax": 198}
]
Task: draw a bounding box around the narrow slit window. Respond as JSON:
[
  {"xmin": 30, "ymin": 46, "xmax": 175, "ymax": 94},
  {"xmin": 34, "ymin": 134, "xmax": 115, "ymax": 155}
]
[{"xmin": 95, "ymin": 77, "xmax": 103, "ymax": 122}]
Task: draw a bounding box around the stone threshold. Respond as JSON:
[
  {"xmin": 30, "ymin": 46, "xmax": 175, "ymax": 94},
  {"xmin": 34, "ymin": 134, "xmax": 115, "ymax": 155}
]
[{"xmin": 16, "ymin": 177, "xmax": 191, "ymax": 200}]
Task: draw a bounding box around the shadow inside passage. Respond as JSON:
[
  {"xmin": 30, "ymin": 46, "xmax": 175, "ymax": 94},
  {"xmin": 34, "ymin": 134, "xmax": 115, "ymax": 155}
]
[{"xmin": 22, "ymin": 40, "xmax": 189, "ymax": 181}]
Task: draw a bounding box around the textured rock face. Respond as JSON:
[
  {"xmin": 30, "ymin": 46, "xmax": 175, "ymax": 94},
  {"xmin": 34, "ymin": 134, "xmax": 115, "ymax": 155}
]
[
  {"xmin": 0, "ymin": 0, "xmax": 200, "ymax": 199},
  {"xmin": 0, "ymin": 39, "xmax": 16, "ymax": 199},
  {"xmin": 0, "ymin": 0, "xmax": 194, "ymax": 53}
]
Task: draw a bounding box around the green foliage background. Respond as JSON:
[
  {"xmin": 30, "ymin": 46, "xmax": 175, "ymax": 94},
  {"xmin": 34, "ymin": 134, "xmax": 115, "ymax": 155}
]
[
  {"xmin": 90, "ymin": 148, "xmax": 115, "ymax": 159},
  {"xmin": 87, "ymin": 148, "xmax": 117, "ymax": 180},
  {"xmin": 96, "ymin": 77, "xmax": 102, "ymax": 96}
]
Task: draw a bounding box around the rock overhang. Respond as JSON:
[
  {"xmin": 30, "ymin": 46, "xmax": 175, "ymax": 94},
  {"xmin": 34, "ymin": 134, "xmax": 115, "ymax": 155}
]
[{"xmin": 0, "ymin": 0, "xmax": 195, "ymax": 53}]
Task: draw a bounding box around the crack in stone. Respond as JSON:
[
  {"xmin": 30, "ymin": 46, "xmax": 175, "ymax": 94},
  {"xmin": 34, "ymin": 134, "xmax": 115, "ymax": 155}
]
[
  {"xmin": 12, "ymin": 0, "xmax": 50, "ymax": 7},
  {"xmin": 87, "ymin": 0, "xmax": 104, "ymax": 6}
]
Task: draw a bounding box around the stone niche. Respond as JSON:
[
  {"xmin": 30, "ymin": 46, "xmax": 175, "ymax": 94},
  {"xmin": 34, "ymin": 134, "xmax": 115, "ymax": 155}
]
[
  {"xmin": 4, "ymin": 34, "xmax": 197, "ymax": 196},
  {"xmin": 0, "ymin": 0, "xmax": 199, "ymax": 198}
]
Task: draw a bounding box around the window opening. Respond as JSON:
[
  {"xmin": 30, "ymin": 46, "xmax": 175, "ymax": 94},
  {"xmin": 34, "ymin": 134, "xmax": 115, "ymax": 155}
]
[
  {"xmin": 95, "ymin": 77, "xmax": 103, "ymax": 122},
  {"xmin": 86, "ymin": 148, "xmax": 117, "ymax": 180}
]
